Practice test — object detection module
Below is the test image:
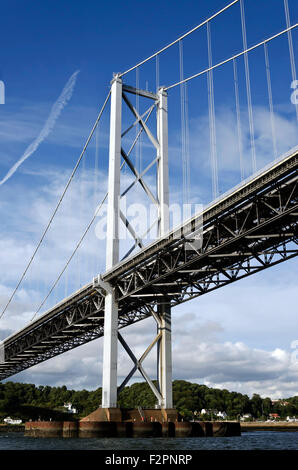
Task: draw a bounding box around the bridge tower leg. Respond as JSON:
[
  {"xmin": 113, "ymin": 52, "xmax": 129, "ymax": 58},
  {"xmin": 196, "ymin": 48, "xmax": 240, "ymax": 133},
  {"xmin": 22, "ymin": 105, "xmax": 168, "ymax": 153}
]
[
  {"xmin": 102, "ymin": 75, "xmax": 122, "ymax": 410},
  {"xmin": 156, "ymin": 88, "xmax": 173, "ymax": 410}
]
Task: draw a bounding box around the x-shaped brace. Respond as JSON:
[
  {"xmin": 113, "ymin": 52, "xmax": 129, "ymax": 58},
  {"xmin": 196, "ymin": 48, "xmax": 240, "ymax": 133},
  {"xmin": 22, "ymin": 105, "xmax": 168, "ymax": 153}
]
[{"xmin": 117, "ymin": 331, "xmax": 162, "ymax": 402}]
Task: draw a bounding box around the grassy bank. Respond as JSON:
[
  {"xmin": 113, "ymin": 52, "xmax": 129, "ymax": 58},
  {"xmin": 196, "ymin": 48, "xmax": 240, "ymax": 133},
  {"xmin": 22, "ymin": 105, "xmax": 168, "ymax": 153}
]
[
  {"xmin": 0, "ymin": 405, "xmax": 77, "ymax": 423},
  {"xmin": 241, "ymin": 421, "xmax": 298, "ymax": 432},
  {"xmin": 0, "ymin": 424, "xmax": 25, "ymax": 433}
]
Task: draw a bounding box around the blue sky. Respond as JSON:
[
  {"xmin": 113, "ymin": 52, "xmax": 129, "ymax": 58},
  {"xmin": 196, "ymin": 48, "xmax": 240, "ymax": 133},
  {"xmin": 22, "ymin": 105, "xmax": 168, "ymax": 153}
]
[{"xmin": 0, "ymin": 0, "xmax": 298, "ymax": 398}]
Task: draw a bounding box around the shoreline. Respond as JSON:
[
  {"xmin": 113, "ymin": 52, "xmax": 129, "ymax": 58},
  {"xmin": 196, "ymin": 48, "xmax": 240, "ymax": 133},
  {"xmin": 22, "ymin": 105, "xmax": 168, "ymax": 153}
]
[
  {"xmin": 1, "ymin": 422, "xmax": 298, "ymax": 434},
  {"xmin": 0, "ymin": 425, "xmax": 25, "ymax": 433},
  {"xmin": 241, "ymin": 422, "xmax": 298, "ymax": 432}
]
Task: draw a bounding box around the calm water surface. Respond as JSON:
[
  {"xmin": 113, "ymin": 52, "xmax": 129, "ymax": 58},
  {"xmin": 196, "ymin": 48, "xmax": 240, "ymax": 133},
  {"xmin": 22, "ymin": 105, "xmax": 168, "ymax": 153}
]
[{"xmin": 0, "ymin": 431, "xmax": 297, "ymax": 450}]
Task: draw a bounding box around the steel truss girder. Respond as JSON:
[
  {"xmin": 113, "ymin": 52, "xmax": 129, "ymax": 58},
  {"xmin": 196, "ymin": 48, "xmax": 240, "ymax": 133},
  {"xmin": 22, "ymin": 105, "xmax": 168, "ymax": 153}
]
[
  {"xmin": 104, "ymin": 150, "xmax": 298, "ymax": 283},
  {"xmin": 0, "ymin": 293, "xmax": 152, "ymax": 380},
  {"xmin": 156, "ymin": 237, "xmax": 298, "ymax": 307},
  {"xmin": 112, "ymin": 171, "xmax": 298, "ymax": 301}
]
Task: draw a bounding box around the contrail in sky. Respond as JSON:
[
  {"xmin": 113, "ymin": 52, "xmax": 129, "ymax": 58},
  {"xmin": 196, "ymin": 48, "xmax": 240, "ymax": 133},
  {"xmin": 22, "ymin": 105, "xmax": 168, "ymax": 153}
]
[{"xmin": 0, "ymin": 70, "xmax": 80, "ymax": 186}]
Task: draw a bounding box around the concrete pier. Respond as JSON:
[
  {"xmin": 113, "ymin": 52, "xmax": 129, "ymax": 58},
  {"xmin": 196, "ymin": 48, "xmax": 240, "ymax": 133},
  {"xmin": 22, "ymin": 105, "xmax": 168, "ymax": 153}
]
[
  {"xmin": 25, "ymin": 407, "xmax": 240, "ymax": 438},
  {"xmin": 25, "ymin": 418, "xmax": 241, "ymax": 438}
]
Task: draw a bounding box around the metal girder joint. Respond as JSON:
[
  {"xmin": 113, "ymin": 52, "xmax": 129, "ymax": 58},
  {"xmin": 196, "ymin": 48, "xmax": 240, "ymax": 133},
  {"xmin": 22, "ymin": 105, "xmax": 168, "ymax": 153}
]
[{"xmin": 93, "ymin": 275, "xmax": 113, "ymax": 296}]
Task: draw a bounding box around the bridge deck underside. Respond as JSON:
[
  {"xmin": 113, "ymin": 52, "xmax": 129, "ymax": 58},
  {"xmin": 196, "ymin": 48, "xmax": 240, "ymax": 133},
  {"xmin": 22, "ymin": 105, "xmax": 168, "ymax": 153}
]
[{"xmin": 1, "ymin": 150, "xmax": 298, "ymax": 380}]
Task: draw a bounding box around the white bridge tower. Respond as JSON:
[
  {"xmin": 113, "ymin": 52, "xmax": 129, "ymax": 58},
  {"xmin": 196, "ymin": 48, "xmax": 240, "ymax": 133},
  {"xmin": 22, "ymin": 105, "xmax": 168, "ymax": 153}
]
[{"xmin": 96, "ymin": 74, "xmax": 174, "ymax": 416}]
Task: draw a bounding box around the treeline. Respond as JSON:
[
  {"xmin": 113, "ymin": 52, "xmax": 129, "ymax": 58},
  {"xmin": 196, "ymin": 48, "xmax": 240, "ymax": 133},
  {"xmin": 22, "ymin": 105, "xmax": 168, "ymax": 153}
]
[{"xmin": 1, "ymin": 380, "xmax": 298, "ymax": 421}]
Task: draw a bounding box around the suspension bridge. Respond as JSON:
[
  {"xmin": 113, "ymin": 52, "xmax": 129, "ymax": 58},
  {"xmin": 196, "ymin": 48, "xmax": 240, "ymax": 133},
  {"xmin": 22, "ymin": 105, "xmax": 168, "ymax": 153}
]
[{"xmin": 0, "ymin": 0, "xmax": 298, "ymax": 415}]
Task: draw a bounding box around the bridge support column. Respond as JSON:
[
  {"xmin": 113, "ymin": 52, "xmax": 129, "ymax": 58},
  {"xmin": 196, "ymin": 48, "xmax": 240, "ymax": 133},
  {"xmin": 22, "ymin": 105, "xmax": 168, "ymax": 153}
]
[
  {"xmin": 102, "ymin": 292, "xmax": 118, "ymax": 408},
  {"xmin": 102, "ymin": 75, "xmax": 122, "ymax": 409},
  {"xmin": 156, "ymin": 88, "xmax": 173, "ymax": 410},
  {"xmin": 157, "ymin": 303, "xmax": 173, "ymax": 409}
]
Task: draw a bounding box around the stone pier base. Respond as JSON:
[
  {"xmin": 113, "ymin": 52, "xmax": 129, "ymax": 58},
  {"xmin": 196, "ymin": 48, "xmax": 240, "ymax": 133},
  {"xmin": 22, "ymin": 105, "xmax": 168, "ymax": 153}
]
[{"xmin": 25, "ymin": 413, "xmax": 241, "ymax": 438}]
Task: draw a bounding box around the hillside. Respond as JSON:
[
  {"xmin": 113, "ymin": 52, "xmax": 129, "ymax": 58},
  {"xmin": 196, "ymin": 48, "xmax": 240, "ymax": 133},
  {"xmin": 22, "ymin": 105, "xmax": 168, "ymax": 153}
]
[{"xmin": 0, "ymin": 380, "xmax": 297, "ymax": 421}]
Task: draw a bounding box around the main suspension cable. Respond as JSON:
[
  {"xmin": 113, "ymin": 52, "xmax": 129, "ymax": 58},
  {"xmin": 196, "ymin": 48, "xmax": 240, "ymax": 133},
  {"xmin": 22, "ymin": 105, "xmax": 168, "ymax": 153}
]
[
  {"xmin": 164, "ymin": 24, "xmax": 298, "ymax": 91},
  {"xmin": 284, "ymin": 0, "xmax": 298, "ymax": 124},
  {"xmin": 119, "ymin": 0, "xmax": 240, "ymax": 77}
]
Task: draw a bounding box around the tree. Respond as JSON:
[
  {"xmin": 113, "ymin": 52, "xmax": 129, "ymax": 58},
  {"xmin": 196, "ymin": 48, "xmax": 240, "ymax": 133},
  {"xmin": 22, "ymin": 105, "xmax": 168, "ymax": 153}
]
[
  {"xmin": 1, "ymin": 380, "xmax": 298, "ymax": 422},
  {"xmin": 262, "ymin": 397, "xmax": 272, "ymax": 417},
  {"xmin": 251, "ymin": 394, "xmax": 263, "ymax": 418}
]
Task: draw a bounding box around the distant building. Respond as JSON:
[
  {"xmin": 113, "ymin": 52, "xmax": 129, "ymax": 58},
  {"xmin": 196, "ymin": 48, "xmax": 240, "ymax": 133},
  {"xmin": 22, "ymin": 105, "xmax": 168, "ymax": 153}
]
[
  {"xmin": 286, "ymin": 416, "xmax": 297, "ymax": 422},
  {"xmin": 269, "ymin": 413, "xmax": 280, "ymax": 419},
  {"xmin": 4, "ymin": 417, "xmax": 22, "ymax": 425},
  {"xmin": 63, "ymin": 403, "xmax": 77, "ymax": 414},
  {"xmin": 240, "ymin": 413, "xmax": 252, "ymax": 421},
  {"xmin": 200, "ymin": 409, "xmax": 227, "ymax": 419},
  {"xmin": 200, "ymin": 409, "xmax": 217, "ymax": 415},
  {"xmin": 271, "ymin": 400, "xmax": 289, "ymax": 406}
]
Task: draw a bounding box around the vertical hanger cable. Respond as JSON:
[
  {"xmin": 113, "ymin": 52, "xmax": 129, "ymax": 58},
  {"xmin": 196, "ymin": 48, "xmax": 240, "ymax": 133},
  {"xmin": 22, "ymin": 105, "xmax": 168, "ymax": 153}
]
[
  {"xmin": 240, "ymin": 0, "xmax": 257, "ymax": 173},
  {"xmin": 264, "ymin": 43, "xmax": 278, "ymax": 159},
  {"xmin": 233, "ymin": 58, "xmax": 245, "ymax": 180},
  {"xmin": 207, "ymin": 21, "xmax": 219, "ymax": 200},
  {"xmin": 179, "ymin": 40, "xmax": 187, "ymax": 205}
]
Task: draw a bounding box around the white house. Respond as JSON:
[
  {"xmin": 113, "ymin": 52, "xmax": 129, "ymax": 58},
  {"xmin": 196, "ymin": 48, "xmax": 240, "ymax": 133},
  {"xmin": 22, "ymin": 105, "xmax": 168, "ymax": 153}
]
[
  {"xmin": 63, "ymin": 403, "xmax": 77, "ymax": 414},
  {"xmin": 216, "ymin": 411, "xmax": 227, "ymax": 419},
  {"xmin": 240, "ymin": 413, "xmax": 252, "ymax": 421},
  {"xmin": 4, "ymin": 417, "xmax": 22, "ymax": 425},
  {"xmin": 286, "ymin": 416, "xmax": 297, "ymax": 422}
]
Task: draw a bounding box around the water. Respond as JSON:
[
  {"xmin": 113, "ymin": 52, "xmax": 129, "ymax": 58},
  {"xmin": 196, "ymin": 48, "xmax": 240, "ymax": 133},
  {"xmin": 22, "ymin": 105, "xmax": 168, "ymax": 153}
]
[{"xmin": 0, "ymin": 431, "xmax": 297, "ymax": 450}]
